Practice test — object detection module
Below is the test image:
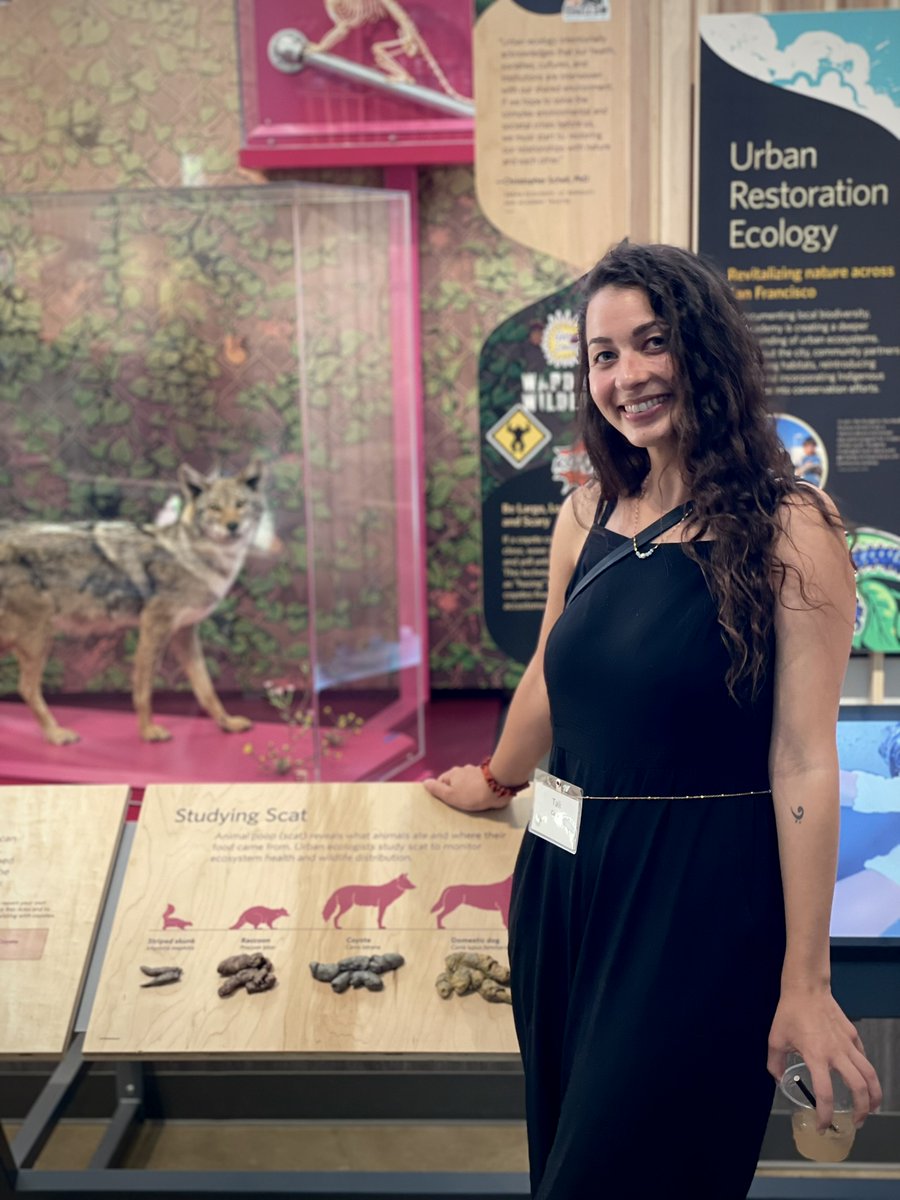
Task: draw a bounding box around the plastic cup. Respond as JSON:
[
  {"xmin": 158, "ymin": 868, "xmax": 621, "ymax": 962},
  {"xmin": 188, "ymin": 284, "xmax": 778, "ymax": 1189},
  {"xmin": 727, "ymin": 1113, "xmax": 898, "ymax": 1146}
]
[{"xmin": 780, "ymin": 1062, "xmax": 856, "ymax": 1163}]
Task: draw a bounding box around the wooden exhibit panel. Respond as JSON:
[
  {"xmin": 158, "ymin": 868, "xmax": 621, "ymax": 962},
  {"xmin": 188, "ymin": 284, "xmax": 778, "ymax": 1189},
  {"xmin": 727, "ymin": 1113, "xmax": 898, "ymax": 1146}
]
[
  {"xmin": 85, "ymin": 783, "xmax": 530, "ymax": 1057},
  {"xmin": 0, "ymin": 784, "xmax": 127, "ymax": 1057},
  {"xmin": 474, "ymin": 0, "xmax": 643, "ymax": 268}
]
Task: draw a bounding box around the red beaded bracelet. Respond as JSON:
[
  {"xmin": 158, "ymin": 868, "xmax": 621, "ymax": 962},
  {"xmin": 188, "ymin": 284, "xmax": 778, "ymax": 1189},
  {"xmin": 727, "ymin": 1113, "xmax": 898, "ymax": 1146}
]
[{"xmin": 480, "ymin": 757, "xmax": 529, "ymax": 799}]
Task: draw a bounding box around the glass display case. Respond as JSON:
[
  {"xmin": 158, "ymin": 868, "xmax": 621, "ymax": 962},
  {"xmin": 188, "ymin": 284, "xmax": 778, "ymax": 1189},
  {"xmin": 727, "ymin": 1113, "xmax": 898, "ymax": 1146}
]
[{"xmin": 0, "ymin": 183, "xmax": 425, "ymax": 784}]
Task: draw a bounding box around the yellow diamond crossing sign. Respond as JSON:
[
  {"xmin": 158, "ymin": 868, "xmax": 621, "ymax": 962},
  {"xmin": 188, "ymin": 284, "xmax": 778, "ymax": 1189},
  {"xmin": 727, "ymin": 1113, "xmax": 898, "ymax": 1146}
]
[{"xmin": 486, "ymin": 404, "xmax": 552, "ymax": 469}]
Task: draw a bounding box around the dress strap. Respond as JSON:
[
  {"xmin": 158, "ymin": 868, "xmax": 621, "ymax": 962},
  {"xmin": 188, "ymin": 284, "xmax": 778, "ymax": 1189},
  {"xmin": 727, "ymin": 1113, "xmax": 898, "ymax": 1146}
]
[{"xmin": 596, "ymin": 495, "xmax": 617, "ymax": 528}]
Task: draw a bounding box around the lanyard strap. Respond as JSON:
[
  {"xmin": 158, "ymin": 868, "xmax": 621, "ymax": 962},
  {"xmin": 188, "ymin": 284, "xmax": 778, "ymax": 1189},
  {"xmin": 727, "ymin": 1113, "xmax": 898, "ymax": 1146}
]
[{"xmin": 565, "ymin": 502, "xmax": 692, "ymax": 610}]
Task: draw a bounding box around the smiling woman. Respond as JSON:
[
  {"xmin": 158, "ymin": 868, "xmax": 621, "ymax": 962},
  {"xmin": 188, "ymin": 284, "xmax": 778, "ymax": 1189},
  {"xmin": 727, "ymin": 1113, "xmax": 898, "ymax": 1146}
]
[
  {"xmin": 584, "ymin": 286, "xmax": 678, "ymax": 455},
  {"xmin": 425, "ymin": 242, "xmax": 882, "ymax": 1200}
]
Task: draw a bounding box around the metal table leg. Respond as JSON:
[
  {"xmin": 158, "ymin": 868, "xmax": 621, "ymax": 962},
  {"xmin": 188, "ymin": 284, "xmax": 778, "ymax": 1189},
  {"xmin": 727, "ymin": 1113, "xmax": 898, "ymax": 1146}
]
[{"xmin": 11, "ymin": 1034, "xmax": 88, "ymax": 1169}]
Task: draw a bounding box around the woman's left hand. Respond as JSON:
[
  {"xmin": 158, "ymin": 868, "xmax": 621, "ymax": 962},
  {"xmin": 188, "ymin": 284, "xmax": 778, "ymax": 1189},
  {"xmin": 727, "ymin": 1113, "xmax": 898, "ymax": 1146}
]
[{"xmin": 767, "ymin": 987, "xmax": 882, "ymax": 1132}]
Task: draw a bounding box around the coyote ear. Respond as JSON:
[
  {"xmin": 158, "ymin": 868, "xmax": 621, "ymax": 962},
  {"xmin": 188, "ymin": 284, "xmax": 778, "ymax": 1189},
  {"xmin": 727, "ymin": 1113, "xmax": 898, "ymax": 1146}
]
[
  {"xmin": 239, "ymin": 458, "xmax": 265, "ymax": 491},
  {"xmin": 178, "ymin": 463, "xmax": 207, "ymax": 501}
]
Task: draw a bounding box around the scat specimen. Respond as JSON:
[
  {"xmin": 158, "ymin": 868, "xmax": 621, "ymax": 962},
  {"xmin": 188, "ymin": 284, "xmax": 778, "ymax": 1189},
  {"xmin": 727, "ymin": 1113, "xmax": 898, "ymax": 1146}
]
[
  {"xmin": 330, "ymin": 970, "xmax": 352, "ymax": 993},
  {"xmin": 348, "ymin": 970, "xmax": 384, "ymax": 991},
  {"xmin": 478, "ymin": 977, "xmax": 512, "ymax": 1004},
  {"xmin": 435, "ymin": 953, "xmax": 511, "ymax": 1004},
  {"xmin": 217, "ymin": 952, "xmax": 268, "ymax": 975},
  {"xmin": 443, "ymin": 951, "xmax": 509, "ymax": 982},
  {"xmin": 245, "ymin": 970, "xmax": 277, "ymax": 994},
  {"xmin": 139, "ymin": 964, "xmax": 182, "ymax": 987},
  {"xmin": 309, "ymin": 953, "xmax": 405, "ymax": 992},
  {"xmin": 217, "ymin": 953, "xmax": 276, "ymax": 998},
  {"xmin": 370, "ymin": 952, "xmax": 404, "ymax": 972}
]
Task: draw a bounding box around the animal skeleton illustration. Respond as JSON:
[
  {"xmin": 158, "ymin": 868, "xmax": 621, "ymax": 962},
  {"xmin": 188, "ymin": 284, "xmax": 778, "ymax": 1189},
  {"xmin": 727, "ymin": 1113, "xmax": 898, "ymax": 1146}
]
[{"xmin": 308, "ymin": 0, "xmax": 471, "ymax": 103}]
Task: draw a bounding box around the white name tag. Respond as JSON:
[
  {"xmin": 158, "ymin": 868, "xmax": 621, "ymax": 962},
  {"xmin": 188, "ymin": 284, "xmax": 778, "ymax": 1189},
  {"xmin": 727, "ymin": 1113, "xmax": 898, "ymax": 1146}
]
[{"xmin": 528, "ymin": 769, "xmax": 583, "ymax": 854}]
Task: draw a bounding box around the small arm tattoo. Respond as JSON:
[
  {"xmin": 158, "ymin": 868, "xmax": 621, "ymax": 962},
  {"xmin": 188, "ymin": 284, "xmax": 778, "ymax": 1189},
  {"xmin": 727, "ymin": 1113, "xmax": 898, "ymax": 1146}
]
[{"xmin": 790, "ymin": 805, "xmax": 804, "ymax": 823}]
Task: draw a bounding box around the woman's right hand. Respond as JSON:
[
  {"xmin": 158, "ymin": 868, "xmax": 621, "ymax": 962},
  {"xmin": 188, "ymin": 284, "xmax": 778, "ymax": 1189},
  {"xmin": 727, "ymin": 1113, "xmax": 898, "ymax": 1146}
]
[
  {"xmin": 423, "ymin": 763, "xmax": 512, "ymax": 813},
  {"xmin": 422, "ymin": 491, "xmax": 582, "ymax": 817}
]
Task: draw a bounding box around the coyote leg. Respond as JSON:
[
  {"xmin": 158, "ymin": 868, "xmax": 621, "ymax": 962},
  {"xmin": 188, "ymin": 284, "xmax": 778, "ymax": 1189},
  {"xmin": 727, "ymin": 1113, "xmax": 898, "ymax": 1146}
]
[
  {"xmin": 12, "ymin": 627, "xmax": 79, "ymax": 745},
  {"xmin": 168, "ymin": 624, "xmax": 252, "ymax": 733},
  {"xmin": 132, "ymin": 607, "xmax": 173, "ymax": 741}
]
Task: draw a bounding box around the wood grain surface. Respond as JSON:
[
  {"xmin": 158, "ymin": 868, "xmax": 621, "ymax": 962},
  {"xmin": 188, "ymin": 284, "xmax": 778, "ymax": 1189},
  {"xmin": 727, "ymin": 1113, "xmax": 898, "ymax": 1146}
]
[
  {"xmin": 85, "ymin": 783, "xmax": 531, "ymax": 1058},
  {"xmin": 474, "ymin": 0, "xmax": 637, "ymax": 268},
  {"xmin": 0, "ymin": 784, "xmax": 127, "ymax": 1057}
]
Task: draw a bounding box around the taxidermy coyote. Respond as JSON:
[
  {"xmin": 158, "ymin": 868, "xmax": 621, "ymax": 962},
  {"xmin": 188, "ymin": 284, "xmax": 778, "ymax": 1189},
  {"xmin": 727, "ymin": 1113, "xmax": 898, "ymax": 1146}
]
[{"xmin": 0, "ymin": 460, "xmax": 265, "ymax": 745}]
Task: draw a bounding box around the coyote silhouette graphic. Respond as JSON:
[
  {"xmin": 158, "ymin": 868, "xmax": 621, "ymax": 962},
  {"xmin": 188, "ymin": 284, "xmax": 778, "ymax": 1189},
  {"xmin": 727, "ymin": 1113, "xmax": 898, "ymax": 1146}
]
[{"xmin": 321, "ymin": 874, "xmax": 416, "ymax": 930}]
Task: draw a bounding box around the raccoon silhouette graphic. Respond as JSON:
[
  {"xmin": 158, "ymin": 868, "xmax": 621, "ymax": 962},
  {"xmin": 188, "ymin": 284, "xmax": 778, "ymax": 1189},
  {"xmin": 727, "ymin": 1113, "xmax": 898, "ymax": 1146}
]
[{"xmin": 229, "ymin": 905, "xmax": 289, "ymax": 930}]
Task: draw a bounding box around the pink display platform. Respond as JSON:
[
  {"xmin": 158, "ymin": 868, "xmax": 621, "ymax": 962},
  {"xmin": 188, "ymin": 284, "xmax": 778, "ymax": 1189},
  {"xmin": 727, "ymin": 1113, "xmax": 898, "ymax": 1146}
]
[
  {"xmin": 0, "ymin": 701, "xmax": 416, "ymax": 787},
  {"xmin": 0, "ymin": 693, "xmax": 505, "ymax": 825}
]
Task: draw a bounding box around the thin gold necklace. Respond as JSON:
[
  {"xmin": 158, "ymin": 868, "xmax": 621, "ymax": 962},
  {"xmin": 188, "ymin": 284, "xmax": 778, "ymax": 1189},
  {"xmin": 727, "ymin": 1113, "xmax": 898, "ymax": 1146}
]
[
  {"xmin": 632, "ymin": 483, "xmax": 658, "ymax": 559},
  {"xmin": 632, "ymin": 484, "xmax": 690, "ymax": 558}
]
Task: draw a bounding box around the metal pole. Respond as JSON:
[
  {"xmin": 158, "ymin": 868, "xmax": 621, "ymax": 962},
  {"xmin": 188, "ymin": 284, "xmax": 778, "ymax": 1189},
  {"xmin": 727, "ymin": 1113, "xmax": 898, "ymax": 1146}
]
[
  {"xmin": 87, "ymin": 1061, "xmax": 145, "ymax": 1169},
  {"xmin": 0, "ymin": 1122, "xmax": 15, "ymax": 1196},
  {"xmin": 11, "ymin": 1033, "xmax": 89, "ymax": 1168},
  {"xmin": 267, "ymin": 29, "xmax": 475, "ymax": 119}
]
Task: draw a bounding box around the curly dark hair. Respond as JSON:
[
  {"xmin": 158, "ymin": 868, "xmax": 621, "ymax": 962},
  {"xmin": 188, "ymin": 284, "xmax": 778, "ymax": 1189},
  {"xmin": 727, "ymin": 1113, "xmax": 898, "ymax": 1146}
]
[{"xmin": 576, "ymin": 241, "xmax": 841, "ymax": 700}]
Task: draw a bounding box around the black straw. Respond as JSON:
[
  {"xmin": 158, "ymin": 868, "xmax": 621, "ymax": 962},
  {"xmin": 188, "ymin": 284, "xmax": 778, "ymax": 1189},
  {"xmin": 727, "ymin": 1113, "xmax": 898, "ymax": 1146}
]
[
  {"xmin": 793, "ymin": 1075, "xmax": 818, "ymax": 1108},
  {"xmin": 792, "ymin": 1075, "xmax": 840, "ymax": 1132}
]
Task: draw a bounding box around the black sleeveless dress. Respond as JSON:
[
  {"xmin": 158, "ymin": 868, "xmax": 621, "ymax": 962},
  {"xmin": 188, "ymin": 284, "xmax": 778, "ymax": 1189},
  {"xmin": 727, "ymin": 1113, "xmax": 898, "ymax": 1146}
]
[{"xmin": 508, "ymin": 503, "xmax": 786, "ymax": 1199}]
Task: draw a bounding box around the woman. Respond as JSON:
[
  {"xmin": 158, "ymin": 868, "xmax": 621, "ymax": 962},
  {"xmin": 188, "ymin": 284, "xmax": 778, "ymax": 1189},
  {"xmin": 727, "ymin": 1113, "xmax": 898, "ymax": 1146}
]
[{"xmin": 424, "ymin": 242, "xmax": 882, "ymax": 1198}]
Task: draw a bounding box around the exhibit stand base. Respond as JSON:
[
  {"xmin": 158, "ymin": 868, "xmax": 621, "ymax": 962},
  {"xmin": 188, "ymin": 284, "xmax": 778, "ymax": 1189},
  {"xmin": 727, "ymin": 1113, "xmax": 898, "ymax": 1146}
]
[
  {"xmin": 2, "ymin": 1042, "xmax": 900, "ymax": 1200},
  {"xmin": 2, "ymin": 782, "xmax": 897, "ymax": 1197}
]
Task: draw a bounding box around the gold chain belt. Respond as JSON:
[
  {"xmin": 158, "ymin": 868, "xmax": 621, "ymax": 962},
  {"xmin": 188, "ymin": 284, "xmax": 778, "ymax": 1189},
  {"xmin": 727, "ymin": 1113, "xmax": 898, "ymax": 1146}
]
[{"xmin": 579, "ymin": 788, "xmax": 772, "ymax": 801}]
